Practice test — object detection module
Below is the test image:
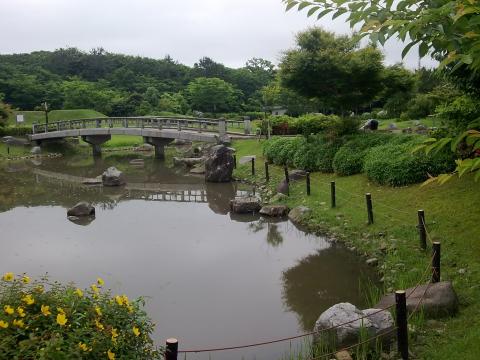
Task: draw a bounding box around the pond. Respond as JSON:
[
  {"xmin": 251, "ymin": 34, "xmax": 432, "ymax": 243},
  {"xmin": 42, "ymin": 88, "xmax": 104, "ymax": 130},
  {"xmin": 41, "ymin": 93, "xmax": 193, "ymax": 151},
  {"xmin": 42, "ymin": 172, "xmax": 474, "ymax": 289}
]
[{"xmin": 0, "ymin": 154, "xmax": 377, "ymax": 360}]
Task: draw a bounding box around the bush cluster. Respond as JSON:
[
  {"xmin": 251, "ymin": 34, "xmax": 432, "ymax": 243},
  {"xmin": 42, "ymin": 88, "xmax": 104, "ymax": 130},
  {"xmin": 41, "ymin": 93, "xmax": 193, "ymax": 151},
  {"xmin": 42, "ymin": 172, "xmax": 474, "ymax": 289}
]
[
  {"xmin": 269, "ymin": 114, "xmax": 358, "ymax": 137},
  {"xmin": 264, "ymin": 132, "xmax": 455, "ymax": 186},
  {"xmin": 0, "ymin": 273, "xmax": 162, "ymax": 359},
  {"xmin": 363, "ymin": 141, "xmax": 456, "ymax": 186},
  {"xmin": 0, "ymin": 126, "xmax": 32, "ymax": 137}
]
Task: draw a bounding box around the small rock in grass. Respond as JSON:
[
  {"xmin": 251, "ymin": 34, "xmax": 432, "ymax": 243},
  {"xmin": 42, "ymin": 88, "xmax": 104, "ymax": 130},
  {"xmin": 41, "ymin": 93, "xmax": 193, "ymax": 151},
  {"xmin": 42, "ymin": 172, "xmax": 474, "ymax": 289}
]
[{"xmin": 366, "ymin": 258, "xmax": 378, "ymax": 266}]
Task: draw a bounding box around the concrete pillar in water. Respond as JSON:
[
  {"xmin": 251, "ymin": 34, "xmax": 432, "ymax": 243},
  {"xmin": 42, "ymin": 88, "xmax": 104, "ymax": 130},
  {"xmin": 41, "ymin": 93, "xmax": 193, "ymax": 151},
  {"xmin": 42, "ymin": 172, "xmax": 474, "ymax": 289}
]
[
  {"xmin": 143, "ymin": 137, "xmax": 174, "ymax": 159},
  {"xmin": 81, "ymin": 135, "xmax": 111, "ymax": 157}
]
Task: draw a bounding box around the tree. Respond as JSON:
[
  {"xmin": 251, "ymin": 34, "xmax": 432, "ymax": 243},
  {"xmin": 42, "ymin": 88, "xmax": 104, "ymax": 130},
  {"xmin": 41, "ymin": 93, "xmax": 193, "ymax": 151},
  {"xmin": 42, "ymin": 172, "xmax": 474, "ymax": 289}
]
[
  {"xmin": 279, "ymin": 27, "xmax": 384, "ymax": 113},
  {"xmin": 377, "ymin": 65, "xmax": 416, "ymax": 117},
  {"xmin": 284, "ymin": 0, "xmax": 480, "ymax": 74},
  {"xmin": 186, "ymin": 77, "xmax": 240, "ymax": 113}
]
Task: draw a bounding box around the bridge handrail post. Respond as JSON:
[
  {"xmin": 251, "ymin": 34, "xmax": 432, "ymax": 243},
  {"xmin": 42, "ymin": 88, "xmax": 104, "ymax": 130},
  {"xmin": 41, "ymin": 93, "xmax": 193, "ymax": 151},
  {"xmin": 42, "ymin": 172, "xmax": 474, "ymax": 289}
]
[
  {"xmin": 177, "ymin": 120, "xmax": 181, "ymax": 132},
  {"xmin": 96, "ymin": 119, "xmax": 101, "ymax": 128},
  {"xmin": 218, "ymin": 118, "xmax": 226, "ymax": 138}
]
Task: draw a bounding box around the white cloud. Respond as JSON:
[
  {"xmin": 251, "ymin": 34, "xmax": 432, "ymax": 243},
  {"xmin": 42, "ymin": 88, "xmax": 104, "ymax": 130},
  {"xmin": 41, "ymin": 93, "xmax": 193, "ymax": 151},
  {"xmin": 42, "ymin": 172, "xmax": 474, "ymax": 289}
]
[{"xmin": 1, "ymin": 0, "xmax": 435, "ymax": 69}]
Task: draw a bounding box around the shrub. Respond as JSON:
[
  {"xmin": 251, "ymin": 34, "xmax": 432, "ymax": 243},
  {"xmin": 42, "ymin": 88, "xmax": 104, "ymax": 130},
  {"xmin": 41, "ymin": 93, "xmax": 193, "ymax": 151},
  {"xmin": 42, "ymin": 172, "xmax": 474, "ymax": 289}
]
[
  {"xmin": 363, "ymin": 141, "xmax": 456, "ymax": 186},
  {"xmin": 263, "ymin": 136, "xmax": 305, "ymax": 166},
  {"xmin": 0, "ymin": 126, "xmax": 32, "ymax": 137},
  {"xmin": 435, "ymin": 94, "xmax": 480, "ymax": 130},
  {"xmin": 268, "ymin": 114, "xmax": 353, "ymax": 137},
  {"xmin": 293, "ymin": 135, "xmax": 342, "ymax": 172},
  {"xmin": 333, "ymin": 133, "xmax": 411, "ymax": 176},
  {"xmin": 0, "ymin": 273, "xmax": 163, "ymax": 359}
]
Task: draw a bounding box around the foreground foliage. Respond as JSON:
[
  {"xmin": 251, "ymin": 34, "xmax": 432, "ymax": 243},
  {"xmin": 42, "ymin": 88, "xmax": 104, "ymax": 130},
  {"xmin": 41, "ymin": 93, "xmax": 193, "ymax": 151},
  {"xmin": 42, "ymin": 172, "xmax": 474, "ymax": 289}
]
[{"xmin": 0, "ymin": 274, "xmax": 162, "ymax": 359}]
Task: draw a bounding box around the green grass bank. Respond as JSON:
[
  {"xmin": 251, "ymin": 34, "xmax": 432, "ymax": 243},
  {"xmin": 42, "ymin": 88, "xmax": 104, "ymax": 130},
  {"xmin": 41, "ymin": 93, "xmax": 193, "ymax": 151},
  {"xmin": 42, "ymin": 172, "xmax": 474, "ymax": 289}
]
[
  {"xmin": 7, "ymin": 109, "xmax": 106, "ymax": 126},
  {"xmin": 232, "ymin": 139, "xmax": 480, "ymax": 360}
]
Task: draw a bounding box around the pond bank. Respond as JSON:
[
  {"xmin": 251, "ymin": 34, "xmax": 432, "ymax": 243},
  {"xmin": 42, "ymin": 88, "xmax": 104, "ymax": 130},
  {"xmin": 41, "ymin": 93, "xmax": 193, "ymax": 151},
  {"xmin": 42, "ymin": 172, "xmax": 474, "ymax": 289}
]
[{"xmin": 231, "ymin": 139, "xmax": 480, "ymax": 360}]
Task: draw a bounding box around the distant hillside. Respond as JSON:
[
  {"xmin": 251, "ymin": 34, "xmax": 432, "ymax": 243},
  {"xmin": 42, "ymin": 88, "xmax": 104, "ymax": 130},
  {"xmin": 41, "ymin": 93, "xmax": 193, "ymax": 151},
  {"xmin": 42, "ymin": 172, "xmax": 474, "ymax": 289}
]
[{"xmin": 8, "ymin": 109, "xmax": 106, "ymax": 126}]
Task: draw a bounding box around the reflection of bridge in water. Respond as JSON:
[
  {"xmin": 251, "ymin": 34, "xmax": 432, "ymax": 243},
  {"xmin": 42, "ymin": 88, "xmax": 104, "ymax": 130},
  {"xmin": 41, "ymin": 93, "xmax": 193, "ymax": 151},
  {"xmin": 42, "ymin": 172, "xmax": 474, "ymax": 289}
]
[{"xmin": 32, "ymin": 168, "xmax": 250, "ymax": 205}]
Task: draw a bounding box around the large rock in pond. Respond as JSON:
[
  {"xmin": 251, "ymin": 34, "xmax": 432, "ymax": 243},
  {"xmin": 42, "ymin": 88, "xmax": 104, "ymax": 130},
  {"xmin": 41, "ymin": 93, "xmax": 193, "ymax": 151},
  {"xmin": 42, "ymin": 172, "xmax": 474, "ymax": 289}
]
[
  {"xmin": 67, "ymin": 202, "xmax": 95, "ymax": 217},
  {"xmin": 375, "ymin": 281, "xmax": 458, "ymax": 318},
  {"xmin": 205, "ymin": 145, "xmax": 234, "ymax": 183},
  {"xmin": 31, "ymin": 146, "xmax": 41, "ymax": 155},
  {"xmin": 314, "ymin": 303, "xmax": 394, "ymax": 348},
  {"xmin": 102, "ymin": 167, "xmax": 126, "ymax": 186},
  {"xmin": 230, "ymin": 197, "xmax": 262, "ymax": 214},
  {"xmin": 288, "ymin": 206, "xmax": 311, "ymax": 226},
  {"xmin": 260, "ymin": 205, "xmax": 289, "ymax": 217}
]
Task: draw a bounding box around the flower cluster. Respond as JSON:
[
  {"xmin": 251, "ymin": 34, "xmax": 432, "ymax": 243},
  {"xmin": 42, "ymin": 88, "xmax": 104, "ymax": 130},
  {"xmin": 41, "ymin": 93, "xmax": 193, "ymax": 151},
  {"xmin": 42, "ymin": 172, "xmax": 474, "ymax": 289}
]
[{"xmin": 0, "ymin": 273, "xmax": 163, "ymax": 359}]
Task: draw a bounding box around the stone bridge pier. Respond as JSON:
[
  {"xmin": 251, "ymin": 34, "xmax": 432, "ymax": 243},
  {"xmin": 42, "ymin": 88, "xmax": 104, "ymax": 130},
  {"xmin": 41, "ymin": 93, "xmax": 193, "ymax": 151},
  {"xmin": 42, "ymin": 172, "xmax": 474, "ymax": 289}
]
[
  {"xmin": 143, "ymin": 137, "xmax": 174, "ymax": 159},
  {"xmin": 82, "ymin": 135, "xmax": 111, "ymax": 157}
]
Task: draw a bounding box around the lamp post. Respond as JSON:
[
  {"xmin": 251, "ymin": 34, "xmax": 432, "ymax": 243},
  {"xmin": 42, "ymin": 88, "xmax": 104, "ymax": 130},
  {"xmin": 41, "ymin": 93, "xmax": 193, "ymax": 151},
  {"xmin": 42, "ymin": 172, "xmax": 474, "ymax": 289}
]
[{"xmin": 43, "ymin": 101, "xmax": 49, "ymax": 128}]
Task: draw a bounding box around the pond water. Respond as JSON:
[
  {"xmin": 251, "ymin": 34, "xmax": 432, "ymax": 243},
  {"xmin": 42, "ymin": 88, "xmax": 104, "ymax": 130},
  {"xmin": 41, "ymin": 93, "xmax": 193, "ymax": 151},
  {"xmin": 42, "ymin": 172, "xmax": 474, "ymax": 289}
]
[{"xmin": 0, "ymin": 154, "xmax": 377, "ymax": 360}]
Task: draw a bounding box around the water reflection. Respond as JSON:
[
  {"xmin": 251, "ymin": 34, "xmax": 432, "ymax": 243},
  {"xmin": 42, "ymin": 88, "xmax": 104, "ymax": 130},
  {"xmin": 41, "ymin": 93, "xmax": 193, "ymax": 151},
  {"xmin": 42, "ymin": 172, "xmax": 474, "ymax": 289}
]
[
  {"xmin": 282, "ymin": 245, "xmax": 377, "ymax": 331},
  {"xmin": 0, "ymin": 155, "xmax": 378, "ymax": 360}
]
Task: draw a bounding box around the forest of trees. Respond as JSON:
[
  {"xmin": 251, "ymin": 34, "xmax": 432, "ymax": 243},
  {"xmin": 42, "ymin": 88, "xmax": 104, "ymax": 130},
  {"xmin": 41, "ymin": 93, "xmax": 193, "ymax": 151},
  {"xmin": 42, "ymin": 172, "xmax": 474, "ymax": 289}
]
[{"xmin": 0, "ymin": 31, "xmax": 469, "ymax": 122}]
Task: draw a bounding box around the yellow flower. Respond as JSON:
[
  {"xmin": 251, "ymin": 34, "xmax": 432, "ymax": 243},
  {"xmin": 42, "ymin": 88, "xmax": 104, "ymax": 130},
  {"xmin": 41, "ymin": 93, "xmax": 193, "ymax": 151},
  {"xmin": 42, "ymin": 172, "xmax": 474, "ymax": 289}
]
[
  {"xmin": 4, "ymin": 305, "xmax": 14, "ymax": 315},
  {"xmin": 2, "ymin": 272, "xmax": 14, "ymax": 282},
  {"xmin": 22, "ymin": 294, "xmax": 35, "ymax": 305},
  {"xmin": 127, "ymin": 304, "xmax": 134, "ymax": 313},
  {"xmin": 41, "ymin": 305, "xmax": 51, "ymax": 316},
  {"xmin": 91, "ymin": 284, "xmax": 99, "ymax": 294},
  {"xmin": 132, "ymin": 326, "xmax": 140, "ymax": 337},
  {"xmin": 75, "ymin": 288, "xmax": 84, "ymax": 297},
  {"xmin": 95, "ymin": 306, "xmax": 102, "ymax": 316},
  {"xmin": 0, "ymin": 320, "xmax": 8, "ymax": 329},
  {"xmin": 78, "ymin": 342, "xmax": 90, "ymax": 352},
  {"xmin": 21, "ymin": 276, "xmax": 30, "ymax": 284},
  {"xmin": 111, "ymin": 328, "xmax": 119, "ymax": 343},
  {"xmin": 57, "ymin": 307, "xmax": 65, "ymax": 315},
  {"xmin": 17, "ymin": 307, "xmax": 26, "ymax": 317},
  {"xmin": 107, "ymin": 349, "xmax": 115, "ymax": 360},
  {"xmin": 12, "ymin": 319, "xmax": 24, "ymax": 328},
  {"xmin": 97, "ymin": 277, "xmax": 105, "ymax": 286},
  {"xmin": 115, "ymin": 295, "xmax": 124, "ymax": 306},
  {"xmin": 121, "ymin": 295, "xmax": 129, "ymax": 305},
  {"xmin": 34, "ymin": 285, "xmax": 44, "ymax": 294},
  {"xmin": 56, "ymin": 313, "xmax": 67, "ymax": 326},
  {"xmin": 95, "ymin": 318, "xmax": 104, "ymax": 330}
]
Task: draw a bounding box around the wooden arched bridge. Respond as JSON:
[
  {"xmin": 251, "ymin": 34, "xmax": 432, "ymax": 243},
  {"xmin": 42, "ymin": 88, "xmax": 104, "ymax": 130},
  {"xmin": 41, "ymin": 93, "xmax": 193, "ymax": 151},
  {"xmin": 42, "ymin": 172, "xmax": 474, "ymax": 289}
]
[{"xmin": 29, "ymin": 117, "xmax": 253, "ymax": 158}]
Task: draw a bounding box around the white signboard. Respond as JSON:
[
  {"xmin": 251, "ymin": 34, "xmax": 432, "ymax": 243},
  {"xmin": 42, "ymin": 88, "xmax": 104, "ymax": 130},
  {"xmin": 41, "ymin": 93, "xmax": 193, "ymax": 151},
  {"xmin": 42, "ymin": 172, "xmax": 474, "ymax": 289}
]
[{"xmin": 16, "ymin": 114, "xmax": 24, "ymax": 124}]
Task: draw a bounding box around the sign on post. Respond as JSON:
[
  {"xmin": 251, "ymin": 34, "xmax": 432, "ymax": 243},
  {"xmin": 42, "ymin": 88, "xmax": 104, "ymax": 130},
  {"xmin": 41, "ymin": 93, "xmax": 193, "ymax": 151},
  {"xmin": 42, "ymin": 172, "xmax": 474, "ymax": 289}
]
[{"xmin": 16, "ymin": 114, "xmax": 24, "ymax": 124}]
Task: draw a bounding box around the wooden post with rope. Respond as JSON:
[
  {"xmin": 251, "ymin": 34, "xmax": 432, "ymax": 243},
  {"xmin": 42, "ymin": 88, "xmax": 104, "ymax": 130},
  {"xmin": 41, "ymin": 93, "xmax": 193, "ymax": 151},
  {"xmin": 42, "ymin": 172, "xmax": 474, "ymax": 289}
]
[
  {"xmin": 395, "ymin": 290, "xmax": 409, "ymax": 359},
  {"xmin": 165, "ymin": 338, "xmax": 178, "ymax": 360},
  {"xmin": 331, "ymin": 181, "xmax": 336, "ymax": 208},
  {"xmin": 366, "ymin": 193, "xmax": 374, "ymax": 225},
  {"xmin": 418, "ymin": 210, "xmax": 427, "ymax": 250}
]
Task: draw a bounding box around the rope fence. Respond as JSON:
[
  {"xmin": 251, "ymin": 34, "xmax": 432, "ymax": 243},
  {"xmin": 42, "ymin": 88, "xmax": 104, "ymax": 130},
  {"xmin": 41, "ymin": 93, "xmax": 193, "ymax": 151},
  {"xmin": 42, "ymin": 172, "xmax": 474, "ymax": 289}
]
[{"xmin": 164, "ymin": 163, "xmax": 444, "ymax": 360}]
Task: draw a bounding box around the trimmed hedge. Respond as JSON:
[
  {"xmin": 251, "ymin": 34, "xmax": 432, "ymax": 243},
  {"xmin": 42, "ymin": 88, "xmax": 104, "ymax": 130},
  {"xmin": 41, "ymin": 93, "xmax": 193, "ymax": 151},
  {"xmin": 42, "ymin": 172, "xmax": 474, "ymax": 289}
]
[
  {"xmin": 333, "ymin": 133, "xmax": 414, "ymax": 176},
  {"xmin": 363, "ymin": 141, "xmax": 456, "ymax": 186},
  {"xmin": 263, "ymin": 136, "xmax": 305, "ymax": 166},
  {"xmin": 0, "ymin": 125, "xmax": 32, "ymax": 137},
  {"xmin": 293, "ymin": 136, "xmax": 342, "ymax": 172}
]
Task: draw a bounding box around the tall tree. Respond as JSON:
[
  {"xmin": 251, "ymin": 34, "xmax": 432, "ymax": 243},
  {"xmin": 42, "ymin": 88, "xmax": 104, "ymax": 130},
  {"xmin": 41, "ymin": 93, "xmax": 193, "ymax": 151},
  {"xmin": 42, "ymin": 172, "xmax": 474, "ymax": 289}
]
[
  {"xmin": 279, "ymin": 27, "xmax": 384, "ymax": 113},
  {"xmin": 186, "ymin": 77, "xmax": 240, "ymax": 113}
]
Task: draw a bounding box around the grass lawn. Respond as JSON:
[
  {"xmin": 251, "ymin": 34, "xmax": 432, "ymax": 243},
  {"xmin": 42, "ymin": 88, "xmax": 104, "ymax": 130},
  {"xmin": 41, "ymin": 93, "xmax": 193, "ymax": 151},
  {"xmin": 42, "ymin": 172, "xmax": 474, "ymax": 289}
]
[
  {"xmin": 232, "ymin": 139, "xmax": 480, "ymax": 359},
  {"xmin": 0, "ymin": 143, "xmax": 31, "ymax": 158},
  {"xmin": 7, "ymin": 109, "xmax": 106, "ymax": 126}
]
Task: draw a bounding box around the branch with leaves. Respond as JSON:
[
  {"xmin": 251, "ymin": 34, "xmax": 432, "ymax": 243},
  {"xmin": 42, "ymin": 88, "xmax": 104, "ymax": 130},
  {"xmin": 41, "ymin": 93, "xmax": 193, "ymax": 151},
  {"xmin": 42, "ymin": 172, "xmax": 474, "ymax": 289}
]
[
  {"xmin": 413, "ymin": 130, "xmax": 480, "ymax": 184},
  {"xmin": 284, "ymin": 0, "xmax": 480, "ymax": 73}
]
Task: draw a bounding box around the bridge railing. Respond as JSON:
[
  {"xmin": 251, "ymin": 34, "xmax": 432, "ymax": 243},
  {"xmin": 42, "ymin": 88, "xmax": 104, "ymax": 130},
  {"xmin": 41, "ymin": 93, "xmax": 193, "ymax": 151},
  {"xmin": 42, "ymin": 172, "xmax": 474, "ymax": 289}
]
[{"xmin": 32, "ymin": 117, "xmax": 251, "ymax": 136}]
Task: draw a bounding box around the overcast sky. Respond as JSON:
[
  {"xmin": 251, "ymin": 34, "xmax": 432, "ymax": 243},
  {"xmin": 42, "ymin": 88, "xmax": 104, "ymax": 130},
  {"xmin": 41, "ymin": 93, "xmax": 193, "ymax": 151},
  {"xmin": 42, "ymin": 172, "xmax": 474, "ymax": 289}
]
[{"xmin": 1, "ymin": 0, "xmax": 435, "ymax": 69}]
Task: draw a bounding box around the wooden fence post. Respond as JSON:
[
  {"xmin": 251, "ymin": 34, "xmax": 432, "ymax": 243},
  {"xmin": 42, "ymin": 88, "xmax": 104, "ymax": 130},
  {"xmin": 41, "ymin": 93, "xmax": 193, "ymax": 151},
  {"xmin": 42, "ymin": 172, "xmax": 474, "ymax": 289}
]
[
  {"xmin": 395, "ymin": 290, "xmax": 409, "ymax": 360},
  {"xmin": 251, "ymin": 157, "xmax": 255, "ymax": 176},
  {"xmin": 284, "ymin": 165, "xmax": 289, "ymax": 184},
  {"xmin": 165, "ymin": 338, "xmax": 178, "ymax": 360},
  {"xmin": 331, "ymin": 181, "xmax": 336, "ymax": 208},
  {"xmin": 432, "ymin": 242, "xmax": 441, "ymax": 283},
  {"xmin": 233, "ymin": 154, "xmax": 237, "ymax": 169},
  {"xmin": 306, "ymin": 172, "xmax": 311, "ymax": 196},
  {"xmin": 265, "ymin": 161, "xmax": 269, "ymax": 182},
  {"xmin": 418, "ymin": 210, "xmax": 427, "ymax": 250},
  {"xmin": 366, "ymin": 193, "xmax": 374, "ymax": 225}
]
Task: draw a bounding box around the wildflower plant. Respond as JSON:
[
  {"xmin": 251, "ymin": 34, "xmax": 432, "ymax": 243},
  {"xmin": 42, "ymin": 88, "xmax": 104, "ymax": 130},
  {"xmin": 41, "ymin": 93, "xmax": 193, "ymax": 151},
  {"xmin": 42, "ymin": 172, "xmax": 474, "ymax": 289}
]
[{"xmin": 0, "ymin": 273, "xmax": 163, "ymax": 359}]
